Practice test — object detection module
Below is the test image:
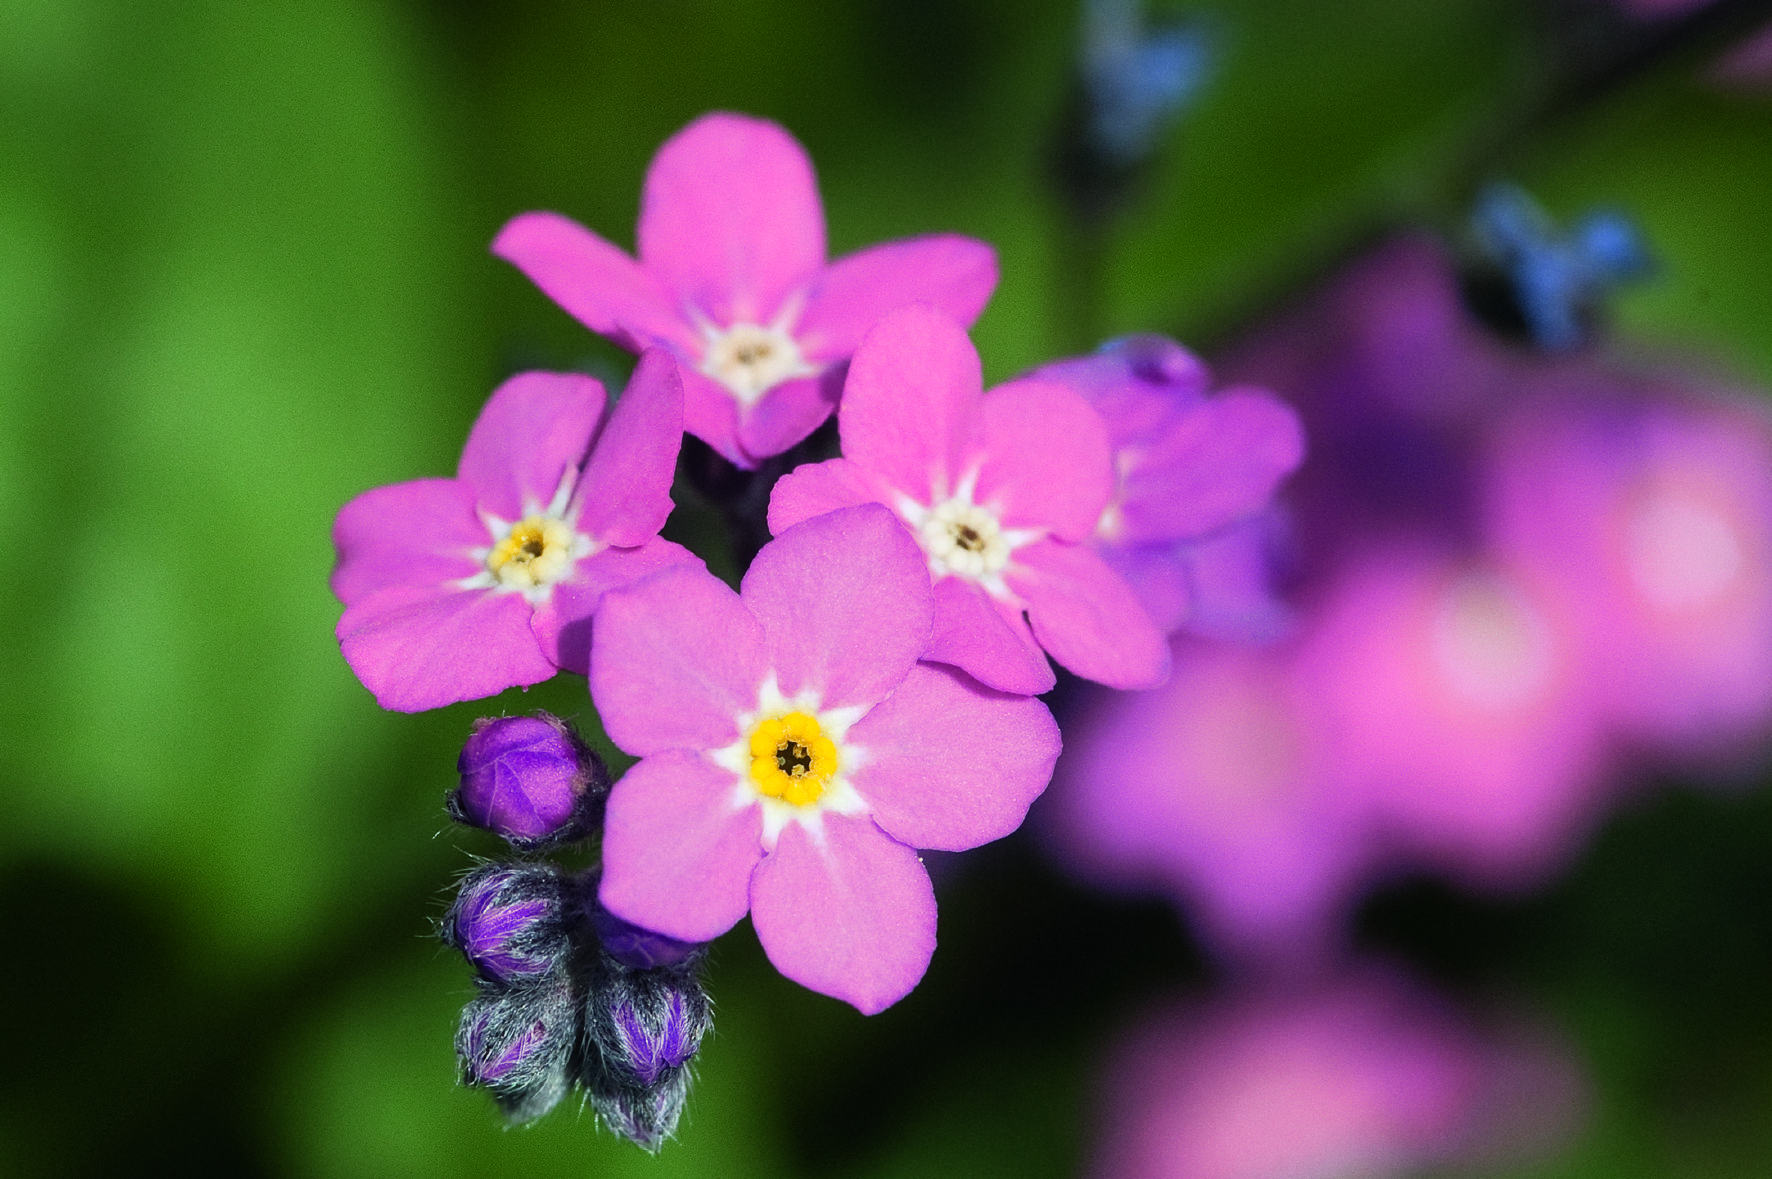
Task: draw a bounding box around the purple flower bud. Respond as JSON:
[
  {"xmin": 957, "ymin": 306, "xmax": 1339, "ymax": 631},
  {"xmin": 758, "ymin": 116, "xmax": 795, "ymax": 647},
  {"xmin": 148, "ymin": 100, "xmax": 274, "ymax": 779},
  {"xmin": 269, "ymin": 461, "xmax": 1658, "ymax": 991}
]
[
  {"xmin": 448, "ymin": 713, "xmax": 608, "ymax": 848},
  {"xmin": 585, "ymin": 958, "xmax": 712, "ymax": 1092},
  {"xmin": 456, "ymin": 986, "xmax": 577, "ymax": 1125},
  {"xmin": 442, "ymin": 863, "xmax": 570, "ymax": 986}
]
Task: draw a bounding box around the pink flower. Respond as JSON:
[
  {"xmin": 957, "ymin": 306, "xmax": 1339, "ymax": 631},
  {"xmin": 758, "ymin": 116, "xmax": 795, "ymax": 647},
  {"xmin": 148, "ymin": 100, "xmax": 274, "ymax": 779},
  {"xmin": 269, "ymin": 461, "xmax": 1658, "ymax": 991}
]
[
  {"xmin": 493, "ymin": 112, "xmax": 998, "ymax": 470},
  {"xmin": 1039, "ymin": 634, "xmax": 1372, "ymax": 966},
  {"xmin": 1029, "ymin": 335, "xmax": 1304, "ymax": 637},
  {"xmin": 769, "ymin": 305, "xmax": 1170, "ymax": 694},
  {"xmin": 1483, "ymin": 383, "xmax": 1772, "ymax": 764},
  {"xmin": 1090, "ymin": 971, "xmax": 1581, "ymax": 1179},
  {"xmin": 589, "ymin": 504, "xmax": 1060, "ymax": 1013},
  {"xmin": 331, "ymin": 350, "xmax": 695, "ymax": 712},
  {"xmin": 1295, "ymin": 545, "xmax": 1611, "ymax": 889}
]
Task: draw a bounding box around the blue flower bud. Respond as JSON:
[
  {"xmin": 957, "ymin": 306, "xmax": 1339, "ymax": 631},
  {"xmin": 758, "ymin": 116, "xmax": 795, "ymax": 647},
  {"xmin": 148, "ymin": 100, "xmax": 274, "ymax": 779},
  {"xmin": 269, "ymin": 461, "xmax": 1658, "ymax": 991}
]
[
  {"xmin": 456, "ymin": 985, "xmax": 578, "ymax": 1125},
  {"xmin": 587, "ymin": 903, "xmax": 703, "ymax": 971},
  {"xmin": 448, "ymin": 713, "xmax": 608, "ymax": 849},
  {"xmin": 590, "ymin": 966, "xmax": 711, "ymax": 1089},
  {"xmin": 442, "ymin": 863, "xmax": 570, "ymax": 986}
]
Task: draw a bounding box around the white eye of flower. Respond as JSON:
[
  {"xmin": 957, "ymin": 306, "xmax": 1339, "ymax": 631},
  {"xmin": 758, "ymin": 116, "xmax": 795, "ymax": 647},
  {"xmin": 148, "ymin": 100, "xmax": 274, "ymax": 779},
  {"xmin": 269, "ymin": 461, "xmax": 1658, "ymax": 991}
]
[
  {"xmin": 698, "ymin": 322, "xmax": 819, "ymax": 405},
  {"xmin": 1429, "ymin": 572, "xmax": 1555, "ymax": 711},
  {"xmin": 1626, "ymin": 482, "xmax": 1744, "ymax": 615}
]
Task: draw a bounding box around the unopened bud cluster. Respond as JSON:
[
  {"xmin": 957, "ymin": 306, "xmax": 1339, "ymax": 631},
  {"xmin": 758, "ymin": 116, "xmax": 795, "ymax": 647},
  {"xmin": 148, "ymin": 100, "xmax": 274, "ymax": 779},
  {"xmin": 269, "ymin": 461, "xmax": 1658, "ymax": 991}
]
[{"xmin": 439, "ymin": 714, "xmax": 712, "ymax": 1150}]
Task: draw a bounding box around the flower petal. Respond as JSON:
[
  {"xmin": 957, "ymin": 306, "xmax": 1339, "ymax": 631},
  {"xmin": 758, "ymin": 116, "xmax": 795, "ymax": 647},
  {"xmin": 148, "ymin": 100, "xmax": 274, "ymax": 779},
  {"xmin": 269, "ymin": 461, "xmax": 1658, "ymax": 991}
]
[
  {"xmin": 458, "ymin": 372, "xmax": 608, "ymax": 522},
  {"xmin": 491, "ymin": 211, "xmax": 694, "ymax": 352},
  {"xmin": 1011, "ymin": 539, "xmax": 1171, "ymax": 689},
  {"xmin": 735, "ymin": 370, "xmax": 842, "ymax": 465},
  {"xmin": 574, "ymin": 348, "xmax": 684, "ymax": 546},
  {"xmin": 1118, "ymin": 389, "xmax": 1305, "ymax": 541},
  {"xmin": 531, "ymin": 539, "xmax": 702, "ymax": 674},
  {"xmin": 924, "ymin": 576, "xmax": 1056, "ymax": 695},
  {"xmin": 796, "ymin": 235, "xmax": 998, "ymax": 359},
  {"xmin": 851, "ymin": 663, "xmax": 1060, "ymax": 851},
  {"xmin": 599, "ymin": 751, "xmax": 763, "ymax": 943},
  {"xmin": 766, "ymin": 456, "xmax": 883, "ymax": 536},
  {"xmin": 741, "ymin": 505, "xmax": 932, "ymax": 710},
  {"xmin": 330, "ymin": 478, "xmax": 484, "ymax": 605},
  {"xmin": 680, "ymin": 365, "xmax": 750, "ymax": 468},
  {"xmin": 749, "ymin": 816, "xmax": 936, "ymax": 1014},
  {"xmin": 638, "ymin": 112, "xmax": 825, "ymax": 326},
  {"xmin": 839, "ymin": 305, "xmax": 983, "ymax": 503},
  {"xmin": 974, "ymin": 378, "xmax": 1114, "ymax": 540},
  {"xmin": 590, "ymin": 564, "xmax": 766, "ymax": 756},
  {"xmin": 337, "ymin": 585, "xmax": 555, "ymax": 712}
]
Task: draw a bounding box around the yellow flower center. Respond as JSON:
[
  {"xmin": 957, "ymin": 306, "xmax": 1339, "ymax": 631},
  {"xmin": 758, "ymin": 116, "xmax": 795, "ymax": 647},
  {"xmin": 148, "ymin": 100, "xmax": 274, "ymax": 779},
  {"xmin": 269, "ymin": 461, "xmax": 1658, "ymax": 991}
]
[
  {"xmin": 747, "ymin": 711, "xmax": 838, "ymax": 807},
  {"xmin": 486, "ymin": 516, "xmax": 577, "ymax": 589}
]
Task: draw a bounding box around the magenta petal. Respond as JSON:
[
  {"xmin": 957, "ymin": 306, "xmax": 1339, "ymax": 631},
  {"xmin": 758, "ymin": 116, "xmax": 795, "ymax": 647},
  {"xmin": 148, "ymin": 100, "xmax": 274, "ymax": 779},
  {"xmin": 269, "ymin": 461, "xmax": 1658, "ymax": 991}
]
[
  {"xmin": 574, "ymin": 348, "xmax": 684, "ymax": 545},
  {"xmin": 458, "ymin": 372, "xmax": 608, "ymax": 522},
  {"xmin": 924, "ymin": 576, "xmax": 1056, "ymax": 695},
  {"xmin": 337, "ymin": 585, "xmax": 555, "ymax": 712},
  {"xmin": 1120, "ymin": 390, "xmax": 1306, "ymax": 541},
  {"xmin": 532, "ymin": 539, "xmax": 701, "ymax": 674},
  {"xmin": 599, "ymin": 751, "xmax": 762, "ymax": 942},
  {"xmin": 852, "ymin": 663, "xmax": 1060, "ymax": 851},
  {"xmin": 590, "ymin": 564, "xmax": 766, "ymax": 756},
  {"xmin": 741, "ymin": 505, "xmax": 932, "ymax": 709},
  {"xmin": 796, "ymin": 235, "xmax": 998, "ymax": 358},
  {"xmin": 330, "ymin": 478, "xmax": 484, "ymax": 605},
  {"xmin": 1011, "ymin": 540, "xmax": 1171, "ymax": 689},
  {"xmin": 766, "ymin": 457, "xmax": 884, "ymax": 536},
  {"xmin": 679, "ymin": 366, "xmax": 751, "ymax": 468},
  {"xmin": 974, "ymin": 378, "xmax": 1114, "ymax": 540},
  {"xmin": 638, "ymin": 112, "xmax": 825, "ymax": 325},
  {"xmin": 750, "ymin": 817, "xmax": 936, "ymax": 1014},
  {"xmin": 491, "ymin": 211, "xmax": 694, "ymax": 352},
  {"xmin": 840, "ymin": 306, "xmax": 983, "ymax": 502},
  {"xmin": 736, "ymin": 371, "xmax": 841, "ymax": 465}
]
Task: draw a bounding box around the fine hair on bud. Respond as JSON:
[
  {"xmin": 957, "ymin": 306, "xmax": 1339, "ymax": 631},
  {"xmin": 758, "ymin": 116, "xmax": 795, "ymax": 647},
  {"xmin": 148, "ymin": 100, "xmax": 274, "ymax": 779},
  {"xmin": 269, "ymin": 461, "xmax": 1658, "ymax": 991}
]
[
  {"xmin": 580, "ymin": 951, "xmax": 714, "ymax": 1150},
  {"xmin": 441, "ymin": 862, "xmax": 573, "ymax": 987},
  {"xmin": 456, "ymin": 984, "xmax": 580, "ymax": 1125}
]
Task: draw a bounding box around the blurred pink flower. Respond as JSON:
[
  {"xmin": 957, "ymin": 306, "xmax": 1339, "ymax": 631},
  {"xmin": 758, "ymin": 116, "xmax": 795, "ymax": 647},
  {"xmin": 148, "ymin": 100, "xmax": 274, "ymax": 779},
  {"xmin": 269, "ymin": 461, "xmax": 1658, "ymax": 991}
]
[
  {"xmin": 1090, "ymin": 971, "xmax": 1583, "ymax": 1179},
  {"xmin": 1483, "ymin": 382, "xmax": 1772, "ymax": 765},
  {"xmin": 1039, "ymin": 634, "xmax": 1371, "ymax": 966},
  {"xmin": 494, "ymin": 112, "xmax": 997, "ymax": 469}
]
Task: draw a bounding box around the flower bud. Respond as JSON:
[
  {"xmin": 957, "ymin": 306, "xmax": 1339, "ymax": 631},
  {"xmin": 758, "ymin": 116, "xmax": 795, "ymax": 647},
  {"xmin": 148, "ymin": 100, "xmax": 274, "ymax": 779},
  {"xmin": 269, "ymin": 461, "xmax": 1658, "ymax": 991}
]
[
  {"xmin": 448, "ymin": 713, "xmax": 608, "ymax": 849},
  {"xmin": 456, "ymin": 985, "xmax": 578, "ymax": 1125},
  {"xmin": 580, "ymin": 953, "xmax": 712, "ymax": 1149},
  {"xmin": 442, "ymin": 863, "xmax": 570, "ymax": 986},
  {"xmin": 589, "ymin": 1070, "xmax": 693, "ymax": 1154},
  {"xmin": 587, "ymin": 902, "xmax": 703, "ymax": 971}
]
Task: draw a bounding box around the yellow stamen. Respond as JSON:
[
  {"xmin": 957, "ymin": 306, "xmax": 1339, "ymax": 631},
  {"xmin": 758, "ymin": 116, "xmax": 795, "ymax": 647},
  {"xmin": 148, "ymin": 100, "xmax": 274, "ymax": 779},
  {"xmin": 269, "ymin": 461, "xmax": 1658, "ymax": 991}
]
[
  {"xmin": 747, "ymin": 710, "xmax": 838, "ymax": 807},
  {"xmin": 487, "ymin": 516, "xmax": 575, "ymax": 588}
]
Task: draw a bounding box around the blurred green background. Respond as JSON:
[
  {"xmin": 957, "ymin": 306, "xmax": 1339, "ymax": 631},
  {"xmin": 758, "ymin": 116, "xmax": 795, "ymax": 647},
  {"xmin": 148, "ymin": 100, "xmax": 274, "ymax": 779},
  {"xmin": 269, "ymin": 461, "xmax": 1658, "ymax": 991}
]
[{"xmin": 4, "ymin": 0, "xmax": 1771, "ymax": 1175}]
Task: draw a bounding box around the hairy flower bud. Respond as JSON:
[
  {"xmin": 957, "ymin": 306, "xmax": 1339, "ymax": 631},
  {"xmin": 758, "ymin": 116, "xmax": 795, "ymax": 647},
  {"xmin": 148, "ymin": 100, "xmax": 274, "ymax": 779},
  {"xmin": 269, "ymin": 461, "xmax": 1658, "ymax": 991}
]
[
  {"xmin": 456, "ymin": 985, "xmax": 578, "ymax": 1125},
  {"xmin": 590, "ymin": 1070, "xmax": 693, "ymax": 1154},
  {"xmin": 448, "ymin": 713, "xmax": 608, "ymax": 849},
  {"xmin": 442, "ymin": 863, "xmax": 571, "ymax": 986}
]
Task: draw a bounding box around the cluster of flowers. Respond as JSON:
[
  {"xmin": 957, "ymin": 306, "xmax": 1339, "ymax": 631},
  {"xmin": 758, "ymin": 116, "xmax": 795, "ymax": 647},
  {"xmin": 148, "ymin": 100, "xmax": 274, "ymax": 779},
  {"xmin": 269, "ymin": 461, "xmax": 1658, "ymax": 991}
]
[
  {"xmin": 1046, "ymin": 228, "xmax": 1772, "ymax": 1175},
  {"xmin": 329, "ymin": 111, "xmax": 1302, "ymax": 1140}
]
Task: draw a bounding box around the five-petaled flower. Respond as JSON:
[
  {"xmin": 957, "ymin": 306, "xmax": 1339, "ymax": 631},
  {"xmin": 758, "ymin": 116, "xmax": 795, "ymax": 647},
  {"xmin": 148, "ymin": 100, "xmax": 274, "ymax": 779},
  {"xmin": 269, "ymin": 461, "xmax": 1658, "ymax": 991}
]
[
  {"xmin": 769, "ymin": 304, "xmax": 1171, "ymax": 694},
  {"xmin": 331, "ymin": 349, "xmax": 696, "ymax": 712},
  {"xmin": 492, "ymin": 112, "xmax": 999, "ymax": 469},
  {"xmin": 589, "ymin": 504, "xmax": 1061, "ymax": 1013}
]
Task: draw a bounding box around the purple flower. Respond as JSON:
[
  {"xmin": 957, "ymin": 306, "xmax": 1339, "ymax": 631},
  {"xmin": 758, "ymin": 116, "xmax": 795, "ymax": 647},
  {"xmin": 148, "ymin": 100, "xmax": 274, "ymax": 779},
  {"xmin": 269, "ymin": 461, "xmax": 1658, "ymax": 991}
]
[
  {"xmin": 331, "ymin": 349, "xmax": 696, "ymax": 712},
  {"xmin": 1028, "ymin": 335, "xmax": 1304, "ymax": 637},
  {"xmin": 769, "ymin": 305, "xmax": 1170, "ymax": 694},
  {"xmin": 493, "ymin": 112, "xmax": 998, "ymax": 469},
  {"xmin": 589, "ymin": 504, "xmax": 1061, "ymax": 1013}
]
